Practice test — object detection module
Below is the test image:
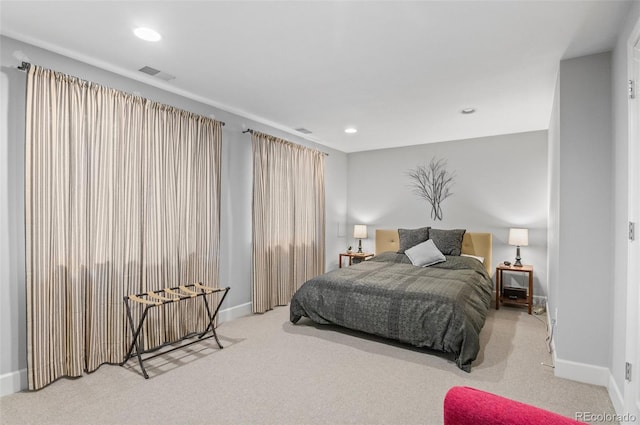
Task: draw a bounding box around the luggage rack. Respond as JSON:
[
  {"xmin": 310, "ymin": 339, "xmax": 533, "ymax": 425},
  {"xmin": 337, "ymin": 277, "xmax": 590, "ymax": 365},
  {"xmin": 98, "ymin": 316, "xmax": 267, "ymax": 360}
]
[{"xmin": 120, "ymin": 282, "xmax": 230, "ymax": 379}]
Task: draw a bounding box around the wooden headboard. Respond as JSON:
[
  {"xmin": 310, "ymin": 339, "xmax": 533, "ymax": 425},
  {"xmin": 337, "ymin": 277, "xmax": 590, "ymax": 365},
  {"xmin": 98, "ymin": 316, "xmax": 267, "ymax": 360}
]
[{"xmin": 375, "ymin": 229, "xmax": 493, "ymax": 274}]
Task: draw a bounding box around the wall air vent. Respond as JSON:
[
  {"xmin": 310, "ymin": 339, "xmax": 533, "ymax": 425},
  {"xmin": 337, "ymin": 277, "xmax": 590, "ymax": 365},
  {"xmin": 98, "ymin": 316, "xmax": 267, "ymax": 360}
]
[
  {"xmin": 295, "ymin": 128, "xmax": 313, "ymax": 134},
  {"xmin": 138, "ymin": 66, "xmax": 176, "ymax": 81}
]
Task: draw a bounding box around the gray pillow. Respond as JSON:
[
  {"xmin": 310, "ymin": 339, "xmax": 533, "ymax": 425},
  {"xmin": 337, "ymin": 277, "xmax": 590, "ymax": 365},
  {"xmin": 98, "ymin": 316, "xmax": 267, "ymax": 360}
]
[
  {"xmin": 397, "ymin": 227, "xmax": 430, "ymax": 253},
  {"xmin": 429, "ymin": 228, "xmax": 466, "ymax": 256},
  {"xmin": 405, "ymin": 239, "xmax": 446, "ymax": 267}
]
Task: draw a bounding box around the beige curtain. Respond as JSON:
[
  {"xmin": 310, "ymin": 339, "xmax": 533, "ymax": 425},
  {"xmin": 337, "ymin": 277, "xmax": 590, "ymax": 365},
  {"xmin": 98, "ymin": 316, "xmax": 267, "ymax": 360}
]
[
  {"xmin": 251, "ymin": 131, "xmax": 325, "ymax": 313},
  {"xmin": 25, "ymin": 65, "xmax": 222, "ymax": 390}
]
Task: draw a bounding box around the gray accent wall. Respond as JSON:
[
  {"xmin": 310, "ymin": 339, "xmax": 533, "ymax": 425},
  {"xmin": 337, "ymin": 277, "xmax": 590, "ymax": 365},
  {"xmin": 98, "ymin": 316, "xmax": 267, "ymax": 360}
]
[
  {"xmin": 549, "ymin": 52, "xmax": 613, "ymax": 371},
  {"xmin": 346, "ymin": 131, "xmax": 549, "ymax": 299},
  {"xmin": 0, "ymin": 53, "xmax": 27, "ymax": 396},
  {"xmin": 0, "ymin": 35, "xmax": 348, "ymax": 393}
]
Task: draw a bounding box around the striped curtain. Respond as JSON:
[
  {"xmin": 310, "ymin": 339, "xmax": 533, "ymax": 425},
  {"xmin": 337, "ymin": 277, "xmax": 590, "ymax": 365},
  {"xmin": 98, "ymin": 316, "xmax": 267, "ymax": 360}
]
[
  {"xmin": 25, "ymin": 65, "xmax": 222, "ymax": 390},
  {"xmin": 251, "ymin": 131, "xmax": 325, "ymax": 313}
]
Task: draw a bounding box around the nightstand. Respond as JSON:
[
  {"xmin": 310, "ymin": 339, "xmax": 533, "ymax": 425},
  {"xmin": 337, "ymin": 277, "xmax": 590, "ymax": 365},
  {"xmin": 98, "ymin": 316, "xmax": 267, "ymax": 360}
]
[
  {"xmin": 339, "ymin": 252, "xmax": 374, "ymax": 268},
  {"xmin": 495, "ymin": 264, "xmax": 534, "ymax": 314}
]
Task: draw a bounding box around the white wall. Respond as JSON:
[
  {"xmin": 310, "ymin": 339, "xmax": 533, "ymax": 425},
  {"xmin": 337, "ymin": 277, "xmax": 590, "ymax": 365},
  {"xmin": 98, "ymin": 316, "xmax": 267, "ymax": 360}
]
[
  {"xmin": 550, "ymin": 52, "xmax": 613, "ymax": 378},
  {"xmin": 346, "ymin": 131, "xmax": 549, "ymax": 300},
  {"xmin": 0, "ymin": 35, "xmax": 348, "ymax": 394}
]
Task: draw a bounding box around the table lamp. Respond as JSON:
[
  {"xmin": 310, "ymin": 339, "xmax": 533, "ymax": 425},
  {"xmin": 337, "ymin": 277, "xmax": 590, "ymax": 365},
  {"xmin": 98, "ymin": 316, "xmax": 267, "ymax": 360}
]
[
  {"xmin": 353, "ymin": 225, "xmax": 368, "ymax": 253},
  {"xmin": 508, "ymin": 228, "xmax": 529, "ymax": 267}
]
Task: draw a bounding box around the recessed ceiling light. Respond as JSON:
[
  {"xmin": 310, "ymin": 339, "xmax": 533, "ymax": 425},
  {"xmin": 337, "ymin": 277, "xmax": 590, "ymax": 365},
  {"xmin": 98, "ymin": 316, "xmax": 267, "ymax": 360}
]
[
  {"xmin": 461, "ymin": 108, "xmax": 476, "ymax": 114},
  {"xmin": 134, "ymin": 27, "xmax": 162, "ymax": 42},
  {"xmin": 345, "ymin": 127, "xmax": 358, "ymax": 134}
]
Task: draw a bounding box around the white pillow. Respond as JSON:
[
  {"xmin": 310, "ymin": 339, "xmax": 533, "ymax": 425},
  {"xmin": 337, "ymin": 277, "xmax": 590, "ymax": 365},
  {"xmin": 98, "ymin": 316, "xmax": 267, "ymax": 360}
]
[
  {"xmin": 405, "ymin": 239, "xmax": 446, "ymax": 267},
  {"xmin": 461, "ymin": 253, "xmax": 485, "ymax": 264}
]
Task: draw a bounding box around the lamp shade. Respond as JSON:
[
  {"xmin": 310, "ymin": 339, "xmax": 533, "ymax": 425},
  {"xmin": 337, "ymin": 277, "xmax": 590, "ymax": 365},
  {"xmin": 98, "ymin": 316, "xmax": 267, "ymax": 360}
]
[
  {"xmin": 508, "ymin": 228, "xmax": 529, "ymax": 246},
  {"xmin": 353, "ymin": 224, "xmax": 368, "ymax": 239}
]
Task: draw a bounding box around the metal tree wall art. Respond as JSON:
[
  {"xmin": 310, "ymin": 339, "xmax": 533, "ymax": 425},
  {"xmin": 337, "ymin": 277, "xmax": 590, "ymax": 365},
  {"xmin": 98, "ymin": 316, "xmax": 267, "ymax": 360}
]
[{"xmin": 407, "ymin": 157, "xmax": 455, "ymax": 221}]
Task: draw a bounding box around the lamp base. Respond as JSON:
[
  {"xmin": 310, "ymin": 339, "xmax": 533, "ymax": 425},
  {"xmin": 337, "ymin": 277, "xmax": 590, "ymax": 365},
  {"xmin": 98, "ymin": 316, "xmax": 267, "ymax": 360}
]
[
  {"xmin": 357, "ymin": 239, "xmax": 363, "ymax": 253},
  {"xmin": 514, "ymin": 245, "xmax": 523, "ymax": 267}
]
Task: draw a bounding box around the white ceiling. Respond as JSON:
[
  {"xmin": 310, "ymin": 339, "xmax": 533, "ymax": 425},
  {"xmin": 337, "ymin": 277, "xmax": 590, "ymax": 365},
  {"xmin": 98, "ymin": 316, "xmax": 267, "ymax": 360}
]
[{"xmin": 0, "ymin": 1, "xmax": 633, "ymax": 153}]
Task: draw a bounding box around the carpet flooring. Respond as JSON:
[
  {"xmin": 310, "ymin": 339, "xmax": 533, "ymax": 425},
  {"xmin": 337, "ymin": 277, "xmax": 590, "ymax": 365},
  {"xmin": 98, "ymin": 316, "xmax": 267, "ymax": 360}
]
[{"xmin": 0, "ymin": 305, "xmax": 617, "ymax": 424}]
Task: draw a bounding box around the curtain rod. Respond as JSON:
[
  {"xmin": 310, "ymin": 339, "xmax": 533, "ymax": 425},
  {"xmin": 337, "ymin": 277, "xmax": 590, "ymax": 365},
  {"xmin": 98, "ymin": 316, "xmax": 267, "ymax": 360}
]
[
  {"xmin": 243, "ymin": 128, "xmax": 329, "ymax": 156},
  {"xmin": 16, "ymin": 61, "xmax": 225, "ymax": 126}
]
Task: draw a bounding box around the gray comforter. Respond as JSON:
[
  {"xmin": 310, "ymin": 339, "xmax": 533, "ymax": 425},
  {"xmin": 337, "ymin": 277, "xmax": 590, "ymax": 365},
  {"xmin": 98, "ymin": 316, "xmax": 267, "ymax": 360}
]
[{"xmin": 290, "ymin": 252, "xmax": 493, "ymax": 371}]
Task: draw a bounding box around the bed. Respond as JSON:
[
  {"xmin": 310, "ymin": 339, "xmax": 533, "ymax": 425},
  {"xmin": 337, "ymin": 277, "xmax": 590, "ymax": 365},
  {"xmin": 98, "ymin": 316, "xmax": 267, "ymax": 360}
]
[{"xmin": 290, "ymin": 229, "xmax": 493, "ymax": 372}]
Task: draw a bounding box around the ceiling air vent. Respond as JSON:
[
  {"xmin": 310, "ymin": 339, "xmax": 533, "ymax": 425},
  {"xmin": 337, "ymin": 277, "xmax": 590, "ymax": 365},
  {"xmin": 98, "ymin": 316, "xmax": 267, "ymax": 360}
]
[
  {"xmin": 295, "ymin": 128, "xmax": 312, "ymax": 134},
  {"xmin": 139, "ymin": 66, "xmax": 160, "ymax": 76},
  {"xmin": 138, "ymin": 66, "xmax": 176, "ymax": 81}
]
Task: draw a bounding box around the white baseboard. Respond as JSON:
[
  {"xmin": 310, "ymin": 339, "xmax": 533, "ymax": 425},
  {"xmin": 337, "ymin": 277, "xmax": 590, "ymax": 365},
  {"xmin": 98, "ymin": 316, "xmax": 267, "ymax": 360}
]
[
  {"xmin": 0, "ymin": 368, "xmax": 27, "ymax": 397},
  {"xmin": 544, "ymin": 303, "xmax": 627, "ymax": 418},
  {"xmin": 218, "ymin": 301, "xmax": 252, "ymax": 324},
  {"xmin": 553, "ymin": 356, "xmax": 610, "ymax": 386},
  {"xmin": 608, "ymin": 373, "xmax": 625, "ymax": 417},
  {"xmin": 0, "ymin": 302, "xmax": 253, "ymax": 397}
]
